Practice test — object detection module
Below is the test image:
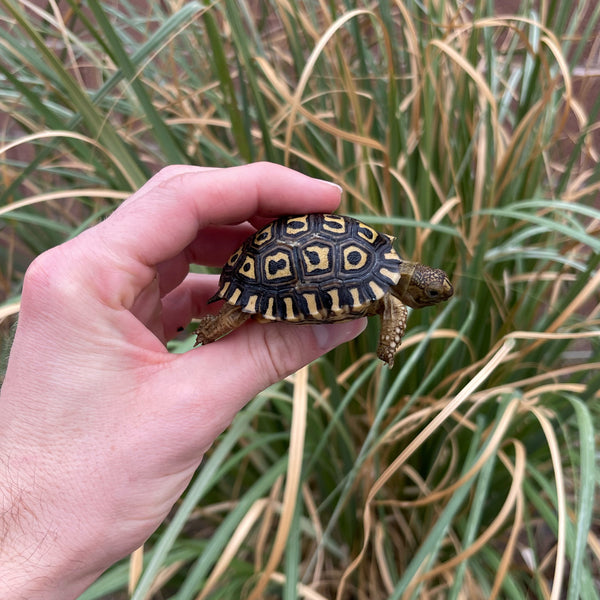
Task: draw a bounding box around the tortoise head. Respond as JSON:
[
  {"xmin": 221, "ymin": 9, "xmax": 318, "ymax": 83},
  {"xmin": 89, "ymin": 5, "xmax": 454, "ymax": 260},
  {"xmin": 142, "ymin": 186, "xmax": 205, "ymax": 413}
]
[{"xmin": 393, "ymin": 263, "xmax": 454, "ymax": 309}]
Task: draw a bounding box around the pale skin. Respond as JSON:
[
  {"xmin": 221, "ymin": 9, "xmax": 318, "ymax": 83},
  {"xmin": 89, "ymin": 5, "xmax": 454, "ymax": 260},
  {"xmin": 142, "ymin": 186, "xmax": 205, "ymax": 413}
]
[{"xmin": 0, "ymin": 163, "xmax": 366, "ymax": 600}]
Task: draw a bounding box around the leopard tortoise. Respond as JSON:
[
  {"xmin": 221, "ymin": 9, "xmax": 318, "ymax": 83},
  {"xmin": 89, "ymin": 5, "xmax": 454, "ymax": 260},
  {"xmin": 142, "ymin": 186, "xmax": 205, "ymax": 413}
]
[{"xmin": 194, "ymin": 213, "xmax": 453, "ymax": 367}]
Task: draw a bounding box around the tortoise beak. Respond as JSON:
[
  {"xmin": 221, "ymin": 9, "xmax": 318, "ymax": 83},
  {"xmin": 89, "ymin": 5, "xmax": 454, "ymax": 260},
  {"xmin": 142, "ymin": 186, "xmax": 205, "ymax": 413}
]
[{"xmin": 442, "ymin": 276, "xmax": 454, "ymax": 300}]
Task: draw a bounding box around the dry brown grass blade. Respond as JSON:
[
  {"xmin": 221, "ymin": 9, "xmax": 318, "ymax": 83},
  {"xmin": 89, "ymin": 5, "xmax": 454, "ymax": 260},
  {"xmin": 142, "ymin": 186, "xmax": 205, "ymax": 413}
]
[
  {"xmin": 488, "ymin": 443, "xmax": 527, "ymax": 600},
  {"xmin": 390, "ymin": 398, "xmax": 520, "ymax": 509},
  {"xmin": 425, "ymin": 35, "xmax": 499, "ymax": 252},
  {"xmin": 0, "ymin": 189, "xmax": 130, "ymax": 218},
  {"xmin": 195, "ymin": 498, "xmax": 271, "ymax": 600},
  {"xmin": 0, "ymin": 302, "xmax": 20, "ymax": 324},
  {"xmin": 254, "ymin": 477, "xmax": 284, "ymax": 571},
  {"xmin": 266, "ymin": 133, "xmax": 366, "ymax": 206},
  {"xmin": 405, "ymin": 440, "xmax": 527, "ymax": 598},
  {"xmin": 269, "ymin": 571, "xmax": 330, "ymax": 600},
  {"xmin": 128, "ymin": 545, "xmax": 144, "ymax": 595},
  {"xmin": 0, "ymin": 130, "xmax": 140, "ymax": 190},
  {"xmin": 546, "ymin": 268, "xmax": 600, "ymax": 333},
  {"xmin": 527, "ymin": 405, "xmax": 568, "ymax": 600},
  {"xmin": 301, "ymin": 483, "xmax": 326, "ymax": 586},
  {"xmin": 282, "ymin": 9, "xmax": 391, "ymax": 164},
  {"xmin": 245, "ymin": 366, "xmax": 309, "ymax": 600},
  {"xmin": 443, "ymin": 327, "xmax": 600, "ymax": 402},
  {"xmin": 374, "ymin": 521, "xmax": 394, "ymax": 595},
  {"xmin": 336, "ymin": 339, "xmax": 515, "ymax": 599}
]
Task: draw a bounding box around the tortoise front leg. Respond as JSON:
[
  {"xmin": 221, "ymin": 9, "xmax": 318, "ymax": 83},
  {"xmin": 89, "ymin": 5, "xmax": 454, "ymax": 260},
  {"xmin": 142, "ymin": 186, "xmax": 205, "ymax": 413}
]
[
  {"xmin": 375, "ymin": 293, "xmax": 408, "ymax": 368},
  {"xmin": 194, "ymin": 304, "xmax": 250, "ymax": 346}
]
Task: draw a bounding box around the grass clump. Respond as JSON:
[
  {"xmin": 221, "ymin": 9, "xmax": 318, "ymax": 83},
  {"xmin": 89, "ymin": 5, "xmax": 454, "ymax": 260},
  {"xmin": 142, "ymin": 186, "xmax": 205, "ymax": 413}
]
[{"xmin": 1, "ymin": 1, "xmax": 599, "ymax": 599}]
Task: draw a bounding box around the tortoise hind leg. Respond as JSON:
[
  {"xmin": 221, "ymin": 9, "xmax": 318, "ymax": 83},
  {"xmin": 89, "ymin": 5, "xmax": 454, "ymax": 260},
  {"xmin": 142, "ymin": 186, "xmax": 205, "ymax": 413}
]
[
  {"xmin": 194, "ymin": 304, "xmax": 250, "ymax": 346},
  {"xmin": 376, "ymin": 294, "xmax": 408, "ymax": 368}
]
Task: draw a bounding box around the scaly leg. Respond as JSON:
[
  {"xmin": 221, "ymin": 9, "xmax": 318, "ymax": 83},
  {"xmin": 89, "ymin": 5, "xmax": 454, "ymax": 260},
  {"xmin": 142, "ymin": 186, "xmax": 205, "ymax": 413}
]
[
  {"xmin": 376, "ymin": 294, "xmax": 408, "ymax": 368},
  {"xmin": 194, "ymin": 304, "xmax": 250, "ymax": 346}
]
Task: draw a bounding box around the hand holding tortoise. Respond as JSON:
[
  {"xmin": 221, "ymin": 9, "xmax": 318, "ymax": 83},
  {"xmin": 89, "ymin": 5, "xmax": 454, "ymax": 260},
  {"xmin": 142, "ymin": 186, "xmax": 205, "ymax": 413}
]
[{"xmin": 0, "ymin": 163, "xmax": 366, "ymax": 599}]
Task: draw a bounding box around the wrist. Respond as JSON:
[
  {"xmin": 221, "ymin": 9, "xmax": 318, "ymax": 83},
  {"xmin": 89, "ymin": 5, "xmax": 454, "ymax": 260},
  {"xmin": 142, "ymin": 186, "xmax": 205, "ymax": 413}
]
[{"xmin": 0, "ymin": 446, "xmax": 100, "ymax": 599}]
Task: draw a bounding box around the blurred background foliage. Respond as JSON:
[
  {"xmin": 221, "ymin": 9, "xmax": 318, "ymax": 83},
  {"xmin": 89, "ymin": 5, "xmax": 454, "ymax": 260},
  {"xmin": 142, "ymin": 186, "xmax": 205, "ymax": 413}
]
[{"xmin": 1, "ymin": 1, "xmax": 599, "ymax": 599}]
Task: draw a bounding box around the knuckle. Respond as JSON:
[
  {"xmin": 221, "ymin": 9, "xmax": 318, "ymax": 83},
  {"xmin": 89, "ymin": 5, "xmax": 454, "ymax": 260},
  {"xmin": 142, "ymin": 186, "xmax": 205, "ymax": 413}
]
[
  {"xmin": 21, "ymin": 244, "xmax": 80, "ymax": 312},
  {"xmin": 146, "ymin": 166, "xmax": 188, "ymax": 197},
  {"xmin": 154, "ymin": 164, "xmax": 190, "ymax": 182},
  {"xmin": 23, "ymin": 248, "xmax": 62, "ymax": 297}
]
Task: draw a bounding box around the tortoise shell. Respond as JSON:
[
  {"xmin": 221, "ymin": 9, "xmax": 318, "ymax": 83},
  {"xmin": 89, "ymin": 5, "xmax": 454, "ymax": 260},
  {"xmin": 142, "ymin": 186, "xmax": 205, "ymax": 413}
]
[{"xmin": 210, "ymin": 213, "xmax": 403, "ymax": 323}]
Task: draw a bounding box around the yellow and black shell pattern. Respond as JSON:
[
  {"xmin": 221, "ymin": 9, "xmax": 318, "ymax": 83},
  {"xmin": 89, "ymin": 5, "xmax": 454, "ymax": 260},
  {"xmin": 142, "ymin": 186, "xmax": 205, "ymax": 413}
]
[{"xmin": 211, "ymin": 214, "xmax": 403, "ymax": 323}]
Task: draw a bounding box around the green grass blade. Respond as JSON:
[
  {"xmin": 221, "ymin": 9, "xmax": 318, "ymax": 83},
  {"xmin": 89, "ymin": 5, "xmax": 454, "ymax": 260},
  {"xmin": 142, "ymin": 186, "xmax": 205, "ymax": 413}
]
[
  {"xmin": 565, "ymin": 395, "xmax": 596, "ymax": 600},
  {"xmin": 85, "ymin": 0, "xmax": 188, "ymax": 164}
]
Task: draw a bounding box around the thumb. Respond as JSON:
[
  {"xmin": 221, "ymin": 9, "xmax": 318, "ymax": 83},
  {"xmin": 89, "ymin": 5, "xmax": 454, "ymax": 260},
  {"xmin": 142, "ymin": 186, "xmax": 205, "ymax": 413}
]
[{"xmin": 163, "ymin": 318, "xmax": 367, "ymax": 440}]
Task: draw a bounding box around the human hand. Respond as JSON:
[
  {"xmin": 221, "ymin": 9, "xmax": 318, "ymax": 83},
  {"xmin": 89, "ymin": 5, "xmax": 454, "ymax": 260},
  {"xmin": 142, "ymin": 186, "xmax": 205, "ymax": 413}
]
[{"xmin": 0, "ymin": 163, "xmax": 366, "ymax": 599}]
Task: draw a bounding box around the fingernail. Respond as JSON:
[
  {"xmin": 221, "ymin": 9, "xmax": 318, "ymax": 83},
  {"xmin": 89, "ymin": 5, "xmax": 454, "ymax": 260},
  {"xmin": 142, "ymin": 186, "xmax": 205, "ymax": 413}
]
[
  {"xmin": 311, "ymin": 320, "xmax": 367, "ymax": 351},
  {"xmin": 317, "ymin": 179, "xmax": 343, "ymax": 195}
]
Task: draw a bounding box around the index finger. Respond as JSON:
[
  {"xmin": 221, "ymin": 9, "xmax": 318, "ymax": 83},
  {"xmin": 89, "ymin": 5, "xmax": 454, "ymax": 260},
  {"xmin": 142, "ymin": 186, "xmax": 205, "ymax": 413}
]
[{"xmin": 98, "ymin": 162, "xmax": 342, "ymax": 268}]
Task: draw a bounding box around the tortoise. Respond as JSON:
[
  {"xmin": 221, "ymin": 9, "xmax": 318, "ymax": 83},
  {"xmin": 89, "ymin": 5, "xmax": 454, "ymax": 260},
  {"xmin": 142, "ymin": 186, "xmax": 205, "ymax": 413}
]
[{"xmin": 194, "ymin": 213, "xmax": 453, "ymax": 367}]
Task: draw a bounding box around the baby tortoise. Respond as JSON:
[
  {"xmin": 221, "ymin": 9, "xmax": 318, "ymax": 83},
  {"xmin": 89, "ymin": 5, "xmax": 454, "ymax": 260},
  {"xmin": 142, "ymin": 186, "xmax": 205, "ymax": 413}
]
[{"xmin": 194, "ymin": 213, "xmax": 453, "ymax": 367}]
